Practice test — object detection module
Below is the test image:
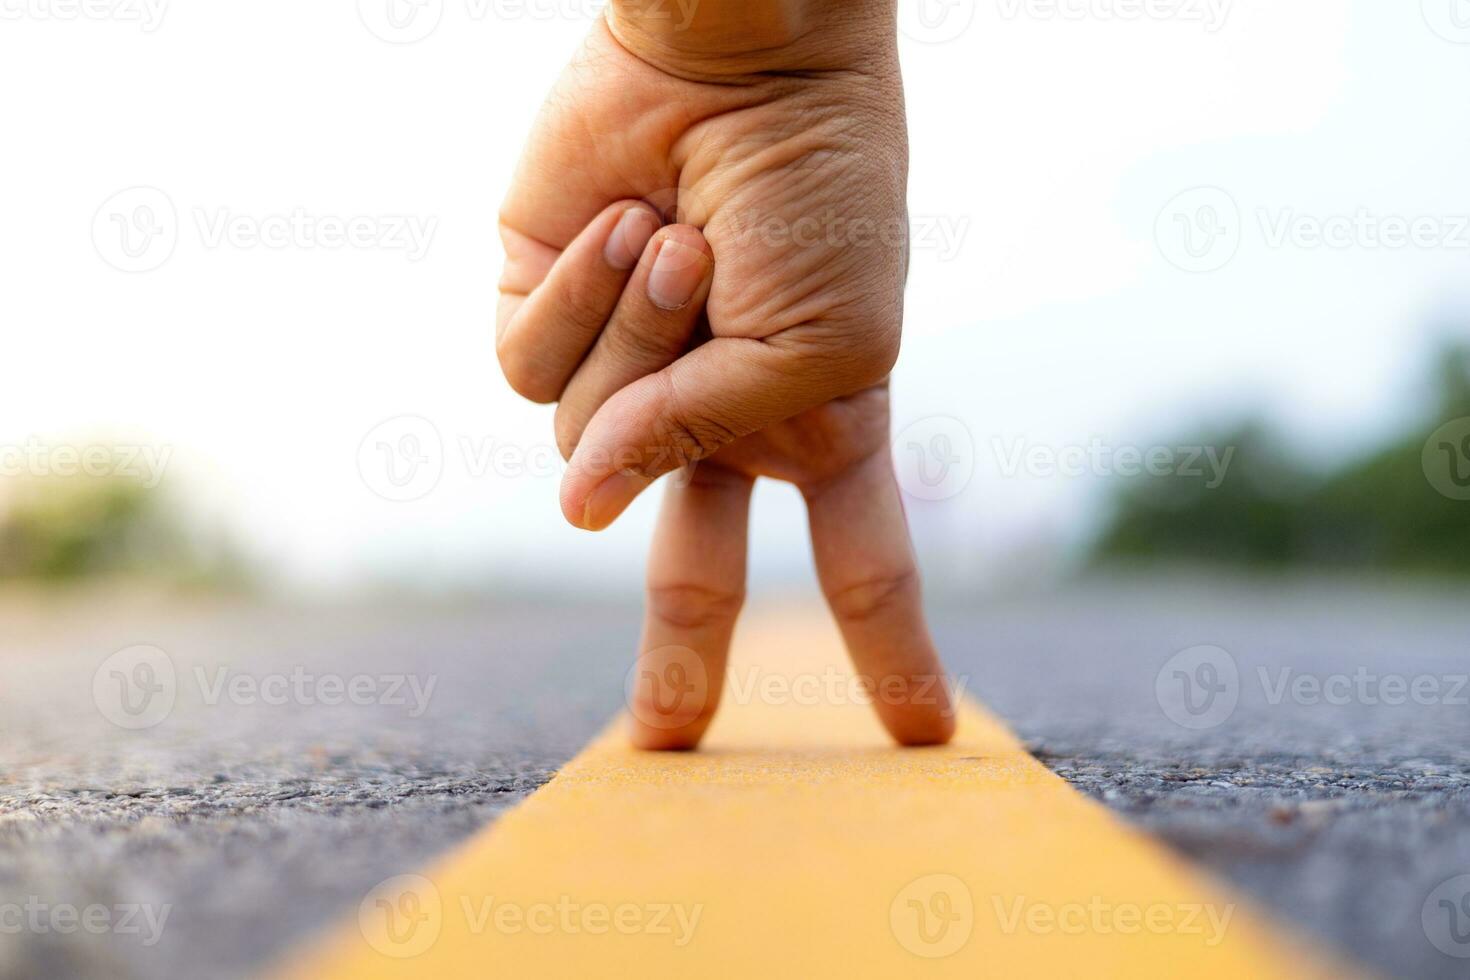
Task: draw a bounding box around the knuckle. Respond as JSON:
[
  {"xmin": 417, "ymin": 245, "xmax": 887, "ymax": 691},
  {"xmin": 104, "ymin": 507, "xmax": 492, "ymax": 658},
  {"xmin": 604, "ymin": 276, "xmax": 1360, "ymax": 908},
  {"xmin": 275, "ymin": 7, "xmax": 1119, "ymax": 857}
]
[
  {"xmin": 652, "ymin": 413, "xmax": 737, "ymax": 470},
  {"xmin": 824, "ymin": 568, "xmax": 919, "ymax": 624},
  {"xmin": 605, "ymin": 318, "xmax": 682, "ymax": 367},
  {"xmin": 556, "ymin": 278, "xmax": 614, "ymax": 338},
  {"xmin": 767, "ymin": 318, "xmax": 898, "ymax": 394},
  {"xmin": 646, "ymin": 582, "xmax": 745, "ymax": 632},
  {"xmin": 648, "ymin": 376, "xmax": 741, "ymax": 470}
]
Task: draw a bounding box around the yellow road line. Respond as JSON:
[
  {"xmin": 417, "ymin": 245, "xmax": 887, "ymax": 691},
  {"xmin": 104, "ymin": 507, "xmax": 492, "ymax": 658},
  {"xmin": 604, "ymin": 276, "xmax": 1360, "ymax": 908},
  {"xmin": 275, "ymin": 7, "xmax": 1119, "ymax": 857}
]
[{"xmin": 279, "ymin": 610, "xmax": 1352, "ymax": 979}]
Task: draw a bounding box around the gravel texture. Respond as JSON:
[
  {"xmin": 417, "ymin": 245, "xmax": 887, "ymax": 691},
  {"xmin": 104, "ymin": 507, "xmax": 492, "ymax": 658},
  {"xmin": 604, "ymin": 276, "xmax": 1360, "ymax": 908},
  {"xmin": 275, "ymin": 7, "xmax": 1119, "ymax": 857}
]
[
  {"xmin": 931, "ymin": 575, "xmax": 1470, "ymax": 980},
  {"xmin": 1, "ymin": 577, "xmax": 1467, "ymax": 979},
  {"xmin": 0, "ymin": 596, "xmax": 633, "ymax": 980}
]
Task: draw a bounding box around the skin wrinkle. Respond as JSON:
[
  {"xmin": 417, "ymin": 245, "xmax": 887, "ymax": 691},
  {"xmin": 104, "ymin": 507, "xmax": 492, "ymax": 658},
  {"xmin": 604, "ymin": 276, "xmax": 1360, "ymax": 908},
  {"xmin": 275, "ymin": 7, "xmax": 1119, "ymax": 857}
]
[
  {"xmin": 605, "ymin": 0, "xmax": 899, "ymax": 81},
  {"xmin": 651, "ymin": 366, "xmax": 741, "ymax": 470},
  {"xmin": 673, "ymin": 93, "xmax": 905, "ymax": 342},
  {"xmin": 505, "ymin": 20, "xmax": 905, "ymax": 339},
  {"xmin": 499, "ymin": 0, "xmax": 955, "ymax": 748},
  {"xmin": 702, "ymin": 202, "xmax": 902, "ymax": 339}
]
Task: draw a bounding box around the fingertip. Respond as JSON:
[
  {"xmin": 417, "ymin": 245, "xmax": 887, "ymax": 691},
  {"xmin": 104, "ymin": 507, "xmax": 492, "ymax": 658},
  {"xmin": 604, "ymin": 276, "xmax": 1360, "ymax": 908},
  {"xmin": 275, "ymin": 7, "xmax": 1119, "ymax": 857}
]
[
  {"xmin": 498, "ymin": 199, "xmax": 664, "ymax": 406},
  {"xmin": 647, "ymin": 238, "xmax": 715, "ymax": 311},
  {"xmin": 602, "ymin": 200, "xmax": 663, "ymax": 271},
  {"xmin": 889, "ymin": 708, "xmax": 958, "ymax": 747},
  {"xmin": 627, "ymin": 718, "xmax": 708, "ymax": 752},
  {"xmin": 648, "ymin": 223, "xmax": 714, "ymax": 262},
  {"xmin": 559, "ymin": 456, "xmax": 649, "ymax": 531},
  {"xmin": 559, "ymin": 472, "xmax": 594, "ymax": 530}
]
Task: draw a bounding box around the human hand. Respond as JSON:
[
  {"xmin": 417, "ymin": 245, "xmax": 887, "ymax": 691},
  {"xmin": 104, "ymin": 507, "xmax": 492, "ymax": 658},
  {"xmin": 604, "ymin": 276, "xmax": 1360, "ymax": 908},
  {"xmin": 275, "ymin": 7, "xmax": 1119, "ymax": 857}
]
[{"xmin": 495, "ymin": 1, "xmax": 956, "ymax": 748}]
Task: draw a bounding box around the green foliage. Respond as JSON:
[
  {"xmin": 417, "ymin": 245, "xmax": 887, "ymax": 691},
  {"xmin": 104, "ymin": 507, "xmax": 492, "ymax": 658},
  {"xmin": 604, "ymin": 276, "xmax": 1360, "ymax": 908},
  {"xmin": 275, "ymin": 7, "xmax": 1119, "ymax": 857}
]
[
  {"xmin": 1092, "ymin": 341, "xmax": 1470, "ymax": 574},
  {"xmin": 0, "ymin": 463, "xmax": 247, "ymax": 587}
]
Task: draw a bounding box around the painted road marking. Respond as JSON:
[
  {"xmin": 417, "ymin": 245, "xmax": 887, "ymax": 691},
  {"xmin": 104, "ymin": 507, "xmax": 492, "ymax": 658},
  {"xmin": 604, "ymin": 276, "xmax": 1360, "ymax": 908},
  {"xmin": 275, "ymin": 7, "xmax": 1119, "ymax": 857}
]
[{"xmin": 280, "ymin": 610, "xmax": 1352, "ymax": 979}]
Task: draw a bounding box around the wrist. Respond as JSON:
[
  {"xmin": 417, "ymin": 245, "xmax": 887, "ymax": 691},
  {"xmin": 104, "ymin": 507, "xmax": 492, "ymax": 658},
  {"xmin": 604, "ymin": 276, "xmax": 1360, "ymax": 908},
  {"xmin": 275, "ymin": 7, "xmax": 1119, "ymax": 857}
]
[{"xmin": 606, "ymin": 0, "xmax": 898, "ymax": 77}]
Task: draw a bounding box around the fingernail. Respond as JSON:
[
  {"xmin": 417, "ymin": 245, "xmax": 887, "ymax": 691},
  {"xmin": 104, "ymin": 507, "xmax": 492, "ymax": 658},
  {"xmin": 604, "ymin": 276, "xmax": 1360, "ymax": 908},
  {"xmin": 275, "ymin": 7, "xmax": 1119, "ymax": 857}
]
[
  {"xmin": 603, "ymin": 208, "xmax": 658, "ymax": 271},
  {"xmin": 581, "ymin": 471, "xmax": 650, "ymax": 531},
  {"xmin": 647, "ymin": 239, "xmax": 710, "ymax": 311}
]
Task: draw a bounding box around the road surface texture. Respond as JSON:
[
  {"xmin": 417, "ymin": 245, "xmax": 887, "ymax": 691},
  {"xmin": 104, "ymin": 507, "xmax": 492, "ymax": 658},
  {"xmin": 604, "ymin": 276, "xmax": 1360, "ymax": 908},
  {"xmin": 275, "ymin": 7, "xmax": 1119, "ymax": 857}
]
[{"xmin": 0, "ymin": 575, "xmax": 1466, "ymax": 979}]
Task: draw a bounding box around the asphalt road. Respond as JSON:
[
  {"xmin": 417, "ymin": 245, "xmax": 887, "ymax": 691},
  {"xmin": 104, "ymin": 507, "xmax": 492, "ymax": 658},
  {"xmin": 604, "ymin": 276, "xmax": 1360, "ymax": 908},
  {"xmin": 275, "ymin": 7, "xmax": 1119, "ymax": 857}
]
[{"xmin": 1, "ymin": 575, "xmax": 1467, "ymax": 979}]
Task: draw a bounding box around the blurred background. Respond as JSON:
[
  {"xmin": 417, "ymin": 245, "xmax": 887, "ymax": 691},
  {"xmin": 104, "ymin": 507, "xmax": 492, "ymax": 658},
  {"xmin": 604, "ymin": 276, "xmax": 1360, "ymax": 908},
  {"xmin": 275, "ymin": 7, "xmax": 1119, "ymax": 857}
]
[{"xmin": 2, "ymin": 0, "xmax": 1469, "ymax": 597}]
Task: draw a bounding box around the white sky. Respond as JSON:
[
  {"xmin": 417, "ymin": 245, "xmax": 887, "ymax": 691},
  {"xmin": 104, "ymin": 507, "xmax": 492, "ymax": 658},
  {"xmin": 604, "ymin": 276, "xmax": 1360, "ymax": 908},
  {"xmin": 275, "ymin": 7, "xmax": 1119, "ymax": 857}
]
[{"xmin": 2, "ymin": 0, "xmax": 1468, "ymax": 594}]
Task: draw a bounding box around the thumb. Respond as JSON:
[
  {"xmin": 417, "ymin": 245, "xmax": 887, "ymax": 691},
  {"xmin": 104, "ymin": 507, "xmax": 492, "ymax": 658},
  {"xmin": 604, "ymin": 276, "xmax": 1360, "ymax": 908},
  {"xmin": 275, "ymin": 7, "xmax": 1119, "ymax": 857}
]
[{"xmin": 560, "ymin": 331, "xmax": 889, "ymax": 530}]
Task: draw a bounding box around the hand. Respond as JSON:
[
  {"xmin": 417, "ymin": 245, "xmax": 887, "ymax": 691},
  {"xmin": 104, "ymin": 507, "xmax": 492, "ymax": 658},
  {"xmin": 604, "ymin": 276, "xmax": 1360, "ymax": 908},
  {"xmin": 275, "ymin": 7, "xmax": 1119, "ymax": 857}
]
[{"xmin": 496, "ymin": 1, "xmax": 956, "ymax": 748}]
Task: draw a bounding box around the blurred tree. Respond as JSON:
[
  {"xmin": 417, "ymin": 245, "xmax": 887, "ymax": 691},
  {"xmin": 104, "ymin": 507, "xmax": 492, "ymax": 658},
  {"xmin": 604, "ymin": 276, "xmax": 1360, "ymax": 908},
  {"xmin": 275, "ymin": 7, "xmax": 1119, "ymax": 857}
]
[
  {"xmin": 1092, "ymin": 341, "xmax": 1470, "ymax": 574},
  {"xmin": 0, "ymin": 460, "xmax": 248, "ymax": 588}
]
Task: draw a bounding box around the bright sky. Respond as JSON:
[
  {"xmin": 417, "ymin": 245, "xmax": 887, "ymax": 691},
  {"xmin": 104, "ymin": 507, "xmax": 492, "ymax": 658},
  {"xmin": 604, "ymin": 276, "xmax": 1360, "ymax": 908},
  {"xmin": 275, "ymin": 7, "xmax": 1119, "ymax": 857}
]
[{"xmin": 2, "ymin": 0, "xmax": 1468, "ymax": 594}]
